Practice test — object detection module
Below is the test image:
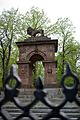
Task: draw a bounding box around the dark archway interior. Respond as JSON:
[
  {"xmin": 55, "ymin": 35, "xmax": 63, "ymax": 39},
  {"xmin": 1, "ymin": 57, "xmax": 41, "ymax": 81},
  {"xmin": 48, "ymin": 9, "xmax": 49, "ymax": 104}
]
[
  {"xmin": 29, "ymin": 54, "xmax": 44, "ymax": 85},
  {"xmin": 29, "ymin": 54, "xmax": 44, "ymax": 63}
]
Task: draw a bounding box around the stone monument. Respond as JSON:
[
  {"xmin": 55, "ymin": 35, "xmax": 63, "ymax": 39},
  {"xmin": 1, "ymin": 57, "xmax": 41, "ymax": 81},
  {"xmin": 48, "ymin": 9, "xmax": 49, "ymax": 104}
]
[{"xmin": 16, "ymin": 27, "xmax": 58, "ymax": 88}]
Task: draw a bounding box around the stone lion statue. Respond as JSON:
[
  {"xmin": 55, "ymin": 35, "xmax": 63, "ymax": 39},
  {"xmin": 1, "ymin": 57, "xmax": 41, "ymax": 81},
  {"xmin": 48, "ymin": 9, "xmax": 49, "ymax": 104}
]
[{"xmin": 27, "ymin": 27, "xmax": 44, "ymax": 37}]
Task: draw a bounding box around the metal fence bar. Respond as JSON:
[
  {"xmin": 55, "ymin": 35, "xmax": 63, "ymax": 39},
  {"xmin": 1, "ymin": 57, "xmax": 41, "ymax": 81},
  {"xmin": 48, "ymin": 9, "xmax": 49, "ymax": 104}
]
[{"xmin": 0, "ymin": 63, "xmax": 80, "ymax": 120}]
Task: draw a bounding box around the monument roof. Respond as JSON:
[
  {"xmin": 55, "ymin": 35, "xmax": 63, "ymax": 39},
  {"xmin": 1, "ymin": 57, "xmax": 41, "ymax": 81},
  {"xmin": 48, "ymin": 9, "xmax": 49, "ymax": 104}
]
[{"xmin": 16, "ymin": 36, "xmax": 58, "ymax": 52}]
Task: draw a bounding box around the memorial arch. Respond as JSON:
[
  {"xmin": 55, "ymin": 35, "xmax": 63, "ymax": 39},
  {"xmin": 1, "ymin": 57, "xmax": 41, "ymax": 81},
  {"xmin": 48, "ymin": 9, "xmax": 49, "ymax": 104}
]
[{"xmin": 16, "ymin": 36, "xmax": 58, "ymax": 88}]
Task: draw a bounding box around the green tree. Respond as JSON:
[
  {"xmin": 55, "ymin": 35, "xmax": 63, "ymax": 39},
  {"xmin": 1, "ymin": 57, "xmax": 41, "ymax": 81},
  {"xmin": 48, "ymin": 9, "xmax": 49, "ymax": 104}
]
[
  {"xmin": 52, "ymin": 18, "xmax": 80, "ymax": 81},
  {"xmin": 0, "ymin": 8, "xmax": 21, "ymax": 88}
]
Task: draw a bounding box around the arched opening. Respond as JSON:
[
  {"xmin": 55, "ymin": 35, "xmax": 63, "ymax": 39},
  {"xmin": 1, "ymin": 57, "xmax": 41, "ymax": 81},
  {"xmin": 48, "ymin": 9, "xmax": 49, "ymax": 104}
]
[{"xmin": 29, "ymin": 54, "xmax": 44, "ymax": 86}]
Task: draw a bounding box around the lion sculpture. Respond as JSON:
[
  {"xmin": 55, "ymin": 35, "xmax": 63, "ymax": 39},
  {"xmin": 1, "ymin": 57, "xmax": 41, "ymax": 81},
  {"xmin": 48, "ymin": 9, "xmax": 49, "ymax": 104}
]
[{"xmin": 27, "ymin": 27, "xmax": 44, "ymax": 37}]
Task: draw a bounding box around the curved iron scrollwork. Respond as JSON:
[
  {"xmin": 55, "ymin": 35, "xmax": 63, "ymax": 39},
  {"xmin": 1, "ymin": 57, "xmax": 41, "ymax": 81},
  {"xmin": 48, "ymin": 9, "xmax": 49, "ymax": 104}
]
[{"xmin": 0, "ymin": 63, "xmax": 80, "ymax": 120}]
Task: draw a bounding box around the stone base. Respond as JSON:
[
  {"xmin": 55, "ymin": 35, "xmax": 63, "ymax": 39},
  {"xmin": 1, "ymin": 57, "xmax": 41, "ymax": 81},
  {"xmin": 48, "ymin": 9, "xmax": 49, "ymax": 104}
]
[
  {"xmin": 44, "ymin": 82, "xmax": 59, "ymax": 88},
  {"xmin": 19, "ymin": 88, "xmax": 64, "ymax": 99},
  {"xmin": 21, "ymin": 84, "xmax": 33, "ymax": 88},
  {"xmin": 45, "ymin": 88, "xmax": 64, "ymax": 99},
  {"xmin": 21, "ymin": 83, "xmax": 59, "ymax": 88}
]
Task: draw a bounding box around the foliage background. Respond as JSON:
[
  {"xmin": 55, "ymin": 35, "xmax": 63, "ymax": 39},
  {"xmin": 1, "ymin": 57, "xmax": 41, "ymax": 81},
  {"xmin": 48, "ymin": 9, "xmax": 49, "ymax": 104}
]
[{"xmin": 0, "ymin": 7, "xmax": 80, "ymax": 89}]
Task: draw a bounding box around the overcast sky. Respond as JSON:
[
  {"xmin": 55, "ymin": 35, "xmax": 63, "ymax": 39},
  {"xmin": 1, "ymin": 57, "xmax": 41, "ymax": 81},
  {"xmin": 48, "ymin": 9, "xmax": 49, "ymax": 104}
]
[{"xmin": 0, "ymin": 0, "xmax": 80, "ymax": 42}]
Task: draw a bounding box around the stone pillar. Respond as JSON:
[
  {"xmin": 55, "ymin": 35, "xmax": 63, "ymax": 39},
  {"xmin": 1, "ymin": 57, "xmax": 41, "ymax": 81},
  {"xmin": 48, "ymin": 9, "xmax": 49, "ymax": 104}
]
[
  {"xmin": 44, "ymin": 61, "xmax": 57, "ymax": 87},
  {"xmin": 17, "ymin": 62, "xmax": 32, "ymax": 88}
]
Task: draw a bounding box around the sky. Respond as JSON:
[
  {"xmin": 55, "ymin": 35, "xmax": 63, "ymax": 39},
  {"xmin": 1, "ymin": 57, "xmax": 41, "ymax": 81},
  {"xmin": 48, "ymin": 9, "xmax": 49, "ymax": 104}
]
[{"xmin": 0, "ymin": 0, "xmax": 80, "ymax": 42}]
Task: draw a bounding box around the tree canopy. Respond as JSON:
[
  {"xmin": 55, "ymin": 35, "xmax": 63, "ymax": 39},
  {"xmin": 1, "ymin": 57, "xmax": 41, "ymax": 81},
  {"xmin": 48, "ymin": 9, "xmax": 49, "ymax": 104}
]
[
  {"xmin": 52, "ymin": 18, "xmax": 80, "ymax": 81},
  {"xmin": 0, "ymin": 7, "xmax": 80, "ymax": 88},
  {"xmin": 0, "ymin": 8, "xmax": 21, "ymax": 87}
]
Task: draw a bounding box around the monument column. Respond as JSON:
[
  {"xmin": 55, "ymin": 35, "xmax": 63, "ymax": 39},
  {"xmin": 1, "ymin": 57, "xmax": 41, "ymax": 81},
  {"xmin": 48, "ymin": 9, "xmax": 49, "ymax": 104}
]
[
  {"xmin": 17, "ymin": 61, "xmax": 32, "ymax": 88},
  {"xmin": 44, "ymin": 61, "xmax": 57, "ymax": 87}
]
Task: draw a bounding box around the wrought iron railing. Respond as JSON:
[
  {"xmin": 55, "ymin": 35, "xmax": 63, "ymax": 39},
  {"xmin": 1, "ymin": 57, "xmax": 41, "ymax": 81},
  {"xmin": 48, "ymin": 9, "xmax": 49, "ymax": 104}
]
[{"xmin": 0, "ymin": 63, "xmax": 80, "ymax": 120}]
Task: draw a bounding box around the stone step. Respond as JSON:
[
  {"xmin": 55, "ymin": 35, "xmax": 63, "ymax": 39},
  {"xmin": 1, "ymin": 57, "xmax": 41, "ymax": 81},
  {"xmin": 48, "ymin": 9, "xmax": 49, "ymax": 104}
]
[
  {"xmin": 0, "ymin": 89, "xmax": 80, "ymax": 119},
  {"xmin": 2, "ymin": 101, "xmax": 80, "ymax": 119},
  {"xmin": 5, "ymin": 108, "xmax": 80, "ymax": 116},
  {"xmin": 1, "ymin": 110, "xmax": 80, "ymax": 119},
  {"xmin": 0, "ymin": 116, "xmax": 78, "ymax": 120}
]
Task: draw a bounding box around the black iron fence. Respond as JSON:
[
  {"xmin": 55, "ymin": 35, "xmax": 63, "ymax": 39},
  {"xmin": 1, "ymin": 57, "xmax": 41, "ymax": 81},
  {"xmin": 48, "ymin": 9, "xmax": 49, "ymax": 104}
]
[{"xmin": 0, "ymin": 62, "xmax": 80, "ymax": 120}]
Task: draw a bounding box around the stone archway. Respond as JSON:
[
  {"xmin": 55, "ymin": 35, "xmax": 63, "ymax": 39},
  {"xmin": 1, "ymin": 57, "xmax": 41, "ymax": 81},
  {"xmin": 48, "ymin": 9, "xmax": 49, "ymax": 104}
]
[
  {"xmin": 29, "ymin": 54, "xmax": 45, "ymax": 87},
  {"xmin": 16, "ymin": 36, "xmax": 58, "ymax": 88}
]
